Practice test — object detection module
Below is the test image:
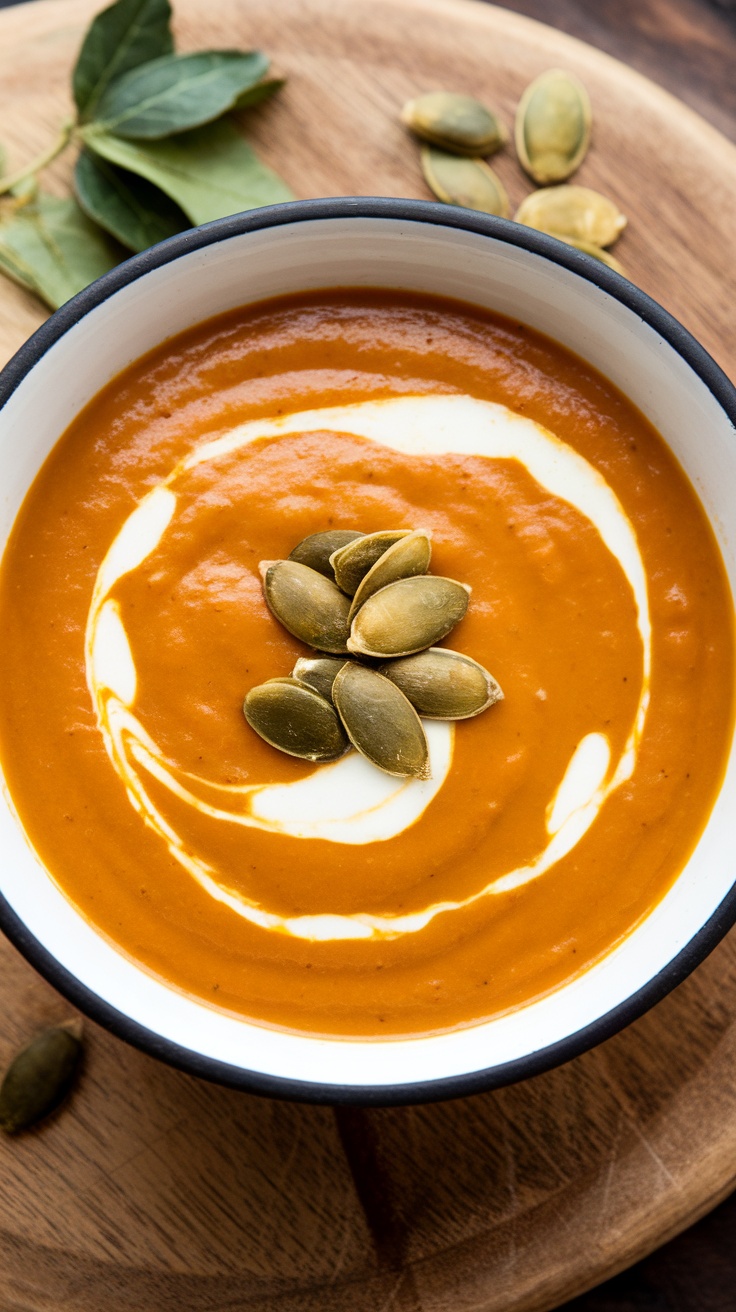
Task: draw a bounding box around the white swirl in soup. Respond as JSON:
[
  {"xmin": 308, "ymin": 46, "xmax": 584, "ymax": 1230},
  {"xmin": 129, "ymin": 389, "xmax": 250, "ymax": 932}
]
[{"xmin": 85, "ymin": 395, "xmax": 650, "ymax": 942}]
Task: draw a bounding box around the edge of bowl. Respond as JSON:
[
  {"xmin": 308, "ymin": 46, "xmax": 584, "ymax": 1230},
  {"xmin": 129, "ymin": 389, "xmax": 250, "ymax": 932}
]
[{"xmin": 1, "ymin": 196, "xmax": 735, "ymax": 1107}]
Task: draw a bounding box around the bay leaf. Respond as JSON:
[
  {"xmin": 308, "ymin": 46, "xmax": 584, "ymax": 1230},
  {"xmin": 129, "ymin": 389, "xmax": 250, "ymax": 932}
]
[
  {"xmin": 73, "ymin": 0, "xmax": 173, "ymax": 120},
  {"xmin": 75, "ymin": 148, "xmax": 188, "ymax": 251},
  {"xmin": 0, "ymin": 193, "xmax": 121, "ymax": 309},
  {"xmin": 0, "ymin": 146, "xmax": 40, "ymax": 294},
  {"xmin": 92, "ymin": 50, "xmax": 270, "ymax": 139},
  {"xmin": 82, "ymin": 119, "xmax": 295, "ymax": 224},
  {"xmin": 233, "ymin": 78, "xmax": 285, "ymax": 110},
  {"xmin": 0, "ymin": 247, "xmax": 43, "ymax": 299},
  {"xmin": 9, "ymin": 176, "xmax": 39, "ymax": 204}
]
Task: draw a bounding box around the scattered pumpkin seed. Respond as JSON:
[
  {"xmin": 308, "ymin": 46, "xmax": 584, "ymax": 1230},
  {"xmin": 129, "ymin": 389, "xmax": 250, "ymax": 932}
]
[
  {"xmin": 421, "ymin": 145, "xmax": 510, "ymax": 217},
  {"xmin": 244, "ymin": 677, "xmax": 349, "ymax": 762},
  {"xmin": 292, "ymin": 655, "xmax": 348, "ymax": 703},
  {"xmin": 331, "ymin": 530, "xmax": 411, "ymax": 596},
  {"xmin": 515, "ymin": 68, "xmax": 591, "ymax": 185},
  {"xmin": 348, "ymin": 575, "xmax": 470, "ymax": 659},
  {"xmin": 260, "ymin": 559, "xmax": 351, "ymax": 653},
  {"xmin": 379, "ymin": 647, "xmax": 503, "ymax": 719},
  {"xmin": 288, "ymin": 529, "xmax": 364, "ymax": 579},
  {"xmin": 515, "ymin": 184, "xmax": 626, "ymax": 247},
  {"xmin": 555, "ymin": 235, "xmax": 626, "ymax": 274},
  {"xmin": 348, "ymin": 528, "xmax": 432, "ymax": 620},
  {"xmin": 333, "ymin": 663, "xmax": 430, "ymax": 780},
  {"xmin": 0, "ymin": 1020, "xmax": 83, "ymax": 1134},
  {"xmin": 401, "ymin": 91, "xmax": 507, "ymax": 156}
]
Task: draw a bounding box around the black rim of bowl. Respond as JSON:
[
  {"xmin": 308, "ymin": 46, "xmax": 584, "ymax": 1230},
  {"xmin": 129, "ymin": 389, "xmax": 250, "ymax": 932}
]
[{"xmin": 1, "ymin": 196, "xmax": 735, "ymax": 1107}]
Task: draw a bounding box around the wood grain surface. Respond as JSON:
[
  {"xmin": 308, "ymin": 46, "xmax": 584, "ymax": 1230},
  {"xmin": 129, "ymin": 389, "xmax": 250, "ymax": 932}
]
[{"xmin": 2, "ymin": 2, "xmax": 736, "ymax": 1309}]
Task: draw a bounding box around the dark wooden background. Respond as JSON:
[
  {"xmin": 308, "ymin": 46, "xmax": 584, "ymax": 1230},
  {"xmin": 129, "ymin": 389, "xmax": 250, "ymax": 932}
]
[{"xmin": 1, "ymin": 0, "xmax": 736, "ymax": 1307}]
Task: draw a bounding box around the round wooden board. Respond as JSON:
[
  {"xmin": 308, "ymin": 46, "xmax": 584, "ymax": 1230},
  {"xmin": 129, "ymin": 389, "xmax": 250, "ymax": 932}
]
[{"xmin": 2, "ymin": 1, "xmax": 736, "ymax": 1308}]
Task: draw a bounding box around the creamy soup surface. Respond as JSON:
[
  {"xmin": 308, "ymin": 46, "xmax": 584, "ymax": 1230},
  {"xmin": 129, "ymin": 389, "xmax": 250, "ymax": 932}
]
[{"xmin": 0, "ymin": 290, "xmax": 733, "ymax": 1037}]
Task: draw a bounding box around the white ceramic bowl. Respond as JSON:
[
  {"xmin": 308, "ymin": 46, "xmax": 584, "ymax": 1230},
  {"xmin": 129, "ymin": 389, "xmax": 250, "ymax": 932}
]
[{"xmin": 1, "ymin": 199, "xmax": 735, "ymax": 1105}]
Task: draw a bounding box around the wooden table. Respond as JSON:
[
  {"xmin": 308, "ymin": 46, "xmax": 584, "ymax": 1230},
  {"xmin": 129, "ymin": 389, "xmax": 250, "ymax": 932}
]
[{"xmin": 1, "ymin": 2, "xmax": 736, "ymax": 1310}]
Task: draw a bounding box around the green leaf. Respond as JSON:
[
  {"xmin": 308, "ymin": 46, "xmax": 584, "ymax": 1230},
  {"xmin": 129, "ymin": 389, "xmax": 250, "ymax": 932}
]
[
  {"xmin": 75, "ymin": 149, "xmax": 188, "ymax": 252},
  {"xmin": 73, "ymin": 0, "xmax": 173, "ymax": 120},
  {"xmin": 0, "ymin": 193, "xmax": 121, "ymax": 309},
  {"xmin": 233, "ymin": 78, "xmax": 285, "ymax": 111},
  {"xmin": 0, "ymin": 246, "xmax": 43, "ymax": 300},
  {"xmin": 92, "ymin": 51, "xmax": 270, "ymax": 139},
  {"xmin": 10, "ymin": 177, "xmax": 39, "ymax": 203},
  {"xmin": 82, "ymin": 119, "xmax": 295, "ymax": 225}
]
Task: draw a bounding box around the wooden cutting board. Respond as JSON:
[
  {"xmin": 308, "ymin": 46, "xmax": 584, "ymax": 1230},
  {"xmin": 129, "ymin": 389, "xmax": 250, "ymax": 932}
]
[{"xmin": 2, "ymin": 1, "xmax": 736, "ymax": 1309}]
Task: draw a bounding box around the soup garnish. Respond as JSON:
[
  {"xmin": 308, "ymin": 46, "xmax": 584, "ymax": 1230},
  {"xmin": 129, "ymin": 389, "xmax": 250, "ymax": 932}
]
[{"xmin": 246, "ymin": 525, "xmax": 502, "ymax": 775}]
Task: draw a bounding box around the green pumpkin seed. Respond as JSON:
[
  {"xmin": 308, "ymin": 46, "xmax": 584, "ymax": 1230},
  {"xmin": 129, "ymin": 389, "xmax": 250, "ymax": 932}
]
[
  {"xmin": 288, "ymin": 529, "xmax": 364, "ymax": 579},
  {"xmin": 421, "ymin": 145, "xmax": 510, "ymax": 217},
  {"xmin": 330, "ymin": 530, "xmax": 411, "ymax": 596},
  {"xmin": 348, "ymin": 528, "xmax": 432, "ymax": 620},
  {"xmin": 333, "ymin": 663, "xmax": 430, "ymax": 780},
  {"xmin": 557, "ymin": 235, "xmax": 626, "ymax": 274},
  {"xmin": 515, "ymin": 69, "xmax": 591, "ymax": 185},
  {"xmin": 292, "ymin": 655, "xmax": 348, "ymax": 703},
  {"xmin": 515, "ymin": 185, "xmax": 625, "ymax": 247},
  {"xmin": 260, "ymin": 559, "xmax": 351, "ymax": 653},
  {"xmin": 401, "ymin": 92, "xmax": 507, "ymax": 157},
  {"xmin": 348, "ymin": 575, "xmax": 470, "ymax": 658},
  {"xmin": 379, "ymin": 647, "xmax": 503, "ymax": 719},
  {"xmin": 0, "ymin": 1020, "xmax": 83, "ymax": 1134},
  {"xmin": 244, "ymin": 677, "xmax": 349, "ymax": 762}
]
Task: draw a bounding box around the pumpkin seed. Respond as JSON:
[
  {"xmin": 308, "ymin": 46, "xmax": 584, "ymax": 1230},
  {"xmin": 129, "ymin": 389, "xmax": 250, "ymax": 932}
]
[
  {"xmin": 348, "ymin": 528, "xmax": 432, "ymax": 620},
  {"xmin": 515, "ymin": 185, "xmax": 626, "ymax": 247},
  {"xmin": 348, "ymin": 575, "xmax": 470, "ymax": 658},
  {"xmin": 421, "ymin": 145, "xmax": 510, "ymax": 217},
  {"xmin": 401, "ymin": 92, "xmax": 507, "ymax": 157},
  {"xmin": 260, "ymin": 559, "xmax": 351, "ymax": 653},
  {"xmin": 330, "ymin": 530, "xmax": 411, "ymax": 596},
  {"xmin": 244, "ymin": 677, "xmax": 349, "ymax": 762},
  {"xmin": 292, "ymin": 655, "xmax": 348, "ymax": 703},
  {"xmin": 332, "ymin": 663, "xmax": 430, "ymax": 780},
  {"xmin": 515, "ymin": 69, "xmax": 591, "ymax": 185},
  {"xmin": 379, "ymin": 647, "xmax": 503, "ymax": 719},
  {"xmin": 557, "ymin": 235, "xmax": 626, "ymax": 274},
  {"xmin": 288, "ymin": 529, "xmax": 364, "ymax": 579},
  {"xmin": 0, "ymin": 1020, "xmax": 83, "ymax": 1134}
]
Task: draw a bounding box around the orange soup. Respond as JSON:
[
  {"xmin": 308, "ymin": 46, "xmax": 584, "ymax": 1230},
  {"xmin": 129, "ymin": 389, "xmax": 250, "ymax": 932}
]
[{"xmin": 0, "ymin": 289, "xmax": 733, "ymax": 1037}]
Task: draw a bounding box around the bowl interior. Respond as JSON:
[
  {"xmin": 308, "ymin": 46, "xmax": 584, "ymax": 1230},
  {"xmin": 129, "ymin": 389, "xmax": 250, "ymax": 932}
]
[{"xmin": 1, "ymin": 206, "xmax": 735, "ymax": 1099}]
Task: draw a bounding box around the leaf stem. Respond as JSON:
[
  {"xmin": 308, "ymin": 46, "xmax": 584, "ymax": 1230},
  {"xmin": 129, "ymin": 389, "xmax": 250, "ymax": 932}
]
[{"xmin": 0, "ymin": 119, "xmax": 75, "ymax": 197}]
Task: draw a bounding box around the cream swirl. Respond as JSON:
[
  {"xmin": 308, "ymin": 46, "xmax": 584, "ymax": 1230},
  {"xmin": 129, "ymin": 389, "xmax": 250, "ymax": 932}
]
[{"xmin": 85, "ymin": 394, "xmax": 650, "ymax": 942}]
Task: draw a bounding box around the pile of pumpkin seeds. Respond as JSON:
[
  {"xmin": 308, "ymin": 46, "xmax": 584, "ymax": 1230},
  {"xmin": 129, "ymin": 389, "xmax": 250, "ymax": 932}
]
[
  {"xmin": 402, "ymin": 71, "xmax": 626, "ymax": 274},
  {"xmin": 244, "ymin": 528, "xmax": 503, "ymax": 780}
]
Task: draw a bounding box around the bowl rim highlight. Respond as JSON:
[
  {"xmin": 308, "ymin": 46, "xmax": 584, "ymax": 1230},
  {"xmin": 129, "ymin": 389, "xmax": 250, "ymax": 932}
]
[{"xmin": 0, "ymin": 196, "xmax": 735, "ymax": 1106}]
